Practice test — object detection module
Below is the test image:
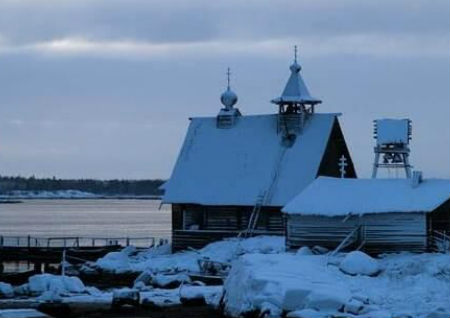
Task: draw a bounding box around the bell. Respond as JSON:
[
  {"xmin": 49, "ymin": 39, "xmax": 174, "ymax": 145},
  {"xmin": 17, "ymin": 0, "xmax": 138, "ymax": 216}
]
[{"xmin": 393, "ymin": 154, "xmax": 403, "ymax": 163}]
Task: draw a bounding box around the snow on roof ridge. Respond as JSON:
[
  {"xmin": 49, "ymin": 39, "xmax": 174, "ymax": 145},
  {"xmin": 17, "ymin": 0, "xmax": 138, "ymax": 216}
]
[{"xmin": 189, "ymin": 112, "xmax": 341, "ymax": 120}]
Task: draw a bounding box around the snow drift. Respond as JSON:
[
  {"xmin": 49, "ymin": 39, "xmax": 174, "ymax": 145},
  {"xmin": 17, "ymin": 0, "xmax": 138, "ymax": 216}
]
[
  {"xmin": 223, "ymin": 252, "xmax": 450, "ymax": 318},
  {"xmin": 94, "ymin": 236, "xmax": 285, "ymax": 274},
  {"xmin": 12, "ymin": 274, "xmax": 87, "ymax": 299}
]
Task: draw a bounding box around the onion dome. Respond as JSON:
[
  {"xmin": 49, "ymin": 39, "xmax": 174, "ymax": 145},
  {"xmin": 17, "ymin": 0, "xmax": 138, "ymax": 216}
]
[
  {"xmin": 221, "ymin": 87, "xmax": 238, "ymax": 109},
  {"xmin": 220, "ymin": 67, "xmax": 238, "ymax": 110}
]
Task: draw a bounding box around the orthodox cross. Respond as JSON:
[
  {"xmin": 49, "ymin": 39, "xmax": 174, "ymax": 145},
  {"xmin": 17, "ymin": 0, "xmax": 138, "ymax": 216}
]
[
  {"xmin": 294, "ymin": 45, "xmax": 298, "ymax": 63},
  {"xmin": 339, "ymin": 155, "xmax": 348, "ymax": 178}
]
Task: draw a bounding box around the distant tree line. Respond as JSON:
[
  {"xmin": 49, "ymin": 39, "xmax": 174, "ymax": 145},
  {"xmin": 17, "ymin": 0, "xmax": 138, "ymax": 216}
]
[{"xmin": 0, "ymin": 176, "xmax": 165, "ymax": 196}]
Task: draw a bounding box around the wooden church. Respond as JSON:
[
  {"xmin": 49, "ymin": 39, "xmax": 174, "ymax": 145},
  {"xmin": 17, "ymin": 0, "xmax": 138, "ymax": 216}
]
[{"xmin": 163, "ymin": 52, "xmax": 356, "ymax": 251}]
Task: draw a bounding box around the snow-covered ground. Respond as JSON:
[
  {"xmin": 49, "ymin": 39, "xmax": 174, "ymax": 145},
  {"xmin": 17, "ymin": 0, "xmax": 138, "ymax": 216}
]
[
  {"xmin": 224, "ymin": 250, "xmax": 450, "ymax": 318},
  {"xmin": 2, "ymin": 236, "xmax": 449, "ymax": 318},
  {"xmin": 0, "ymin": 190, "xmax": 98, "ymax": 199},
  {"xmin": 92, "ymin": 236, "xmax": 285, "ymax": 274}
]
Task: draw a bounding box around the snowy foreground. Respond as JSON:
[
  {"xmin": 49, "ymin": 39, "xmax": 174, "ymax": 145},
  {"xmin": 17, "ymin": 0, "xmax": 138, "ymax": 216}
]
[
  {"xmin": 2, "ymin": 236, "xmax": 450, "ymax": 318},
  {"xmin": 224, "ymin": 251, "xmax": 450, "ymax": 318}
]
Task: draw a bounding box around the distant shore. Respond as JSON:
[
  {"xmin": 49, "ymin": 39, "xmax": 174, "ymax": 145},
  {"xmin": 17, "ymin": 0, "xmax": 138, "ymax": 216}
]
[
  {"xmin": 0, "ymin": 195, "xmax": 162, "ymax": 202},
  {"xmin": 0, "ymin": 189, "xmax": 162, "ymax": 201}
]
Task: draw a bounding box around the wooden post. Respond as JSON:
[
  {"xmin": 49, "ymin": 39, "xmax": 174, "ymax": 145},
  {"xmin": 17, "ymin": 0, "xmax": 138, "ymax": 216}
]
[
  {"xmin": 27, "ymin": 235, "xmax": 31, "ymax": 249},
  {"xmin": 76, "ymin": 237, "xmax": 80, "ymax": 248},
  {"xmin": 126, "ymin": 237, "xmax": 130, "ymax": 246},
  {"xmin": 34, "ymin": 262, "xmax": 42, "ymax": 274},
  {"xmin": 92, "ymin": 239, "xmax": 95, "ymax": 247},
  {"xmin": 0, "ymin": 236, "xmax": 3, "ymax": 247}
]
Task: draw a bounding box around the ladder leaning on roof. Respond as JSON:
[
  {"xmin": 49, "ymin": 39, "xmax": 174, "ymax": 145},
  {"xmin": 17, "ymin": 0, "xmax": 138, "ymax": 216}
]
[{"xmin": 241, "ymin": 147, "xmax": 288, "ymax": 238}]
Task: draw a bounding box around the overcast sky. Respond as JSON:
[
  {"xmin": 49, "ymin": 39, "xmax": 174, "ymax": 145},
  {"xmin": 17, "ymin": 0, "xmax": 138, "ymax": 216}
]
[{"xmin": 0, "ymin": 0, "xmax": 449, "ymax": 180}]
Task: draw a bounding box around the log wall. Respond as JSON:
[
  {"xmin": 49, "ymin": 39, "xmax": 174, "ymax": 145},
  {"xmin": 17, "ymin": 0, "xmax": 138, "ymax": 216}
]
[
  {"xmin": 171, "ymin": 204, "xmax": 284, "ymax": 251},
  {"xmin": 286, "ymin": 212, "xmax": 427, "ymax": 254}
]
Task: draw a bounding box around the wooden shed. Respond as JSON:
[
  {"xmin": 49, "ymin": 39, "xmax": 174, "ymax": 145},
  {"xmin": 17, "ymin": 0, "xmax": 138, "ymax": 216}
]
[
  {"xmin": 282, "ymin": 177, "xmax": 450, "ymax": 254},
  {"xmin": 162, "ymin": 58, "xmax": 356, "ymax": 251}
]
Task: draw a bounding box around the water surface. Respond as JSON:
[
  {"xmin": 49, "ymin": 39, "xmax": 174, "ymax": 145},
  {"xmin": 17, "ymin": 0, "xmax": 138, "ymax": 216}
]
[{"xmin": 0, "ymin": 199, "xmax": 171, "ymax": 239}]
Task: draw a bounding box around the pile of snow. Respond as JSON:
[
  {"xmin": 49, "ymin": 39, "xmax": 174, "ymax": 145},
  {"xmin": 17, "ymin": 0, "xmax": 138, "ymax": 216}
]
[
  {"xmin": 223, "ymin": 252, "xmax": 450, "ymax": 318},
  {"xmin": 95, "ymin": 246, "xmax": 138, "ymax": 272},
  {"xmin": 339, "ymin": 251, "xmax": 380, "ymax": 276},
  {"xmin": 224, "ymin": 254, "xmax": 351, "ymax": 317},
  {"xmin": 140, "ymin": 286, "xmax": 223, "ymax": 308},
  {"xmin": 14, "ymin": 274, "xmax": 87, "ymax": 299},
  {"xmin": 0, "ymin": 282, "xmax": 14, "ymax": 298},
  {"xmin": 93, "ymin": 236, "xmax": 284, "ymax": 274}
]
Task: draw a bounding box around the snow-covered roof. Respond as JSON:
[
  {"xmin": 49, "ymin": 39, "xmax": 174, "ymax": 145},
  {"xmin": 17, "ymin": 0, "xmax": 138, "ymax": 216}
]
[
  {"xmin": 283, "ymin": 177, "xmax": 450, "ymax": 216},
  {"xmin": 375, "ymin": 119, "xmax": 411, "ymax": 145},
  {"xmin": 163, "ymin": 113, "xmax": 338, "ymax": 206}
]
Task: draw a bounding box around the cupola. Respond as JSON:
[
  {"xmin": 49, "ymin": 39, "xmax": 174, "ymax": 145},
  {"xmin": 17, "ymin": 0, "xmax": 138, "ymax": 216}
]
[
  {"xmin": 217, "ymin": 68, "xmax": 241, "ymax": 128},
  {"xmin": 272, "ymin": 46, "xmax": 321, "ymax": 136}
]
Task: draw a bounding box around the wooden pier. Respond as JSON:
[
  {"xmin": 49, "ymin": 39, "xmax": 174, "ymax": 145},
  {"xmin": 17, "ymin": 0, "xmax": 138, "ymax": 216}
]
[{"xmin": 0, "ymin": 235, "xmax": 168, "ymax": 265}]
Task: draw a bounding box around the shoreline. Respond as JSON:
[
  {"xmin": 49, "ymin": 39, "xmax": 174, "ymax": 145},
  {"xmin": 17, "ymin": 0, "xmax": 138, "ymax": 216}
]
[{"xmin": 0, "ymin": 196, "xmax": 162, "ymax": 201}]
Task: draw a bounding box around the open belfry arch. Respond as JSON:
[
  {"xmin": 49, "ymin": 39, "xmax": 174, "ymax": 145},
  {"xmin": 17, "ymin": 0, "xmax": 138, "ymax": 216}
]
[
  {"xmin": 372, "ymin": 118, "xmax": 412, "ymax": 178},
  {"xmin": 163, "ymin": 48, "xmax": 357, "ymax": 251},
  {"xmin": 271, "ymin": 46, "xmax": 322, "ymax": 140}
]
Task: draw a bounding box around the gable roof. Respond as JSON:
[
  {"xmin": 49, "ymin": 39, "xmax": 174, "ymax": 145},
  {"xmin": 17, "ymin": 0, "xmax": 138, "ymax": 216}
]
[
  {"xmin": 163, "ymin": 113, "xmax": 339, "ymax": 207},
  {"xmin": 283, "ymin": 177, "xmax": 450, "ymax": 216}
]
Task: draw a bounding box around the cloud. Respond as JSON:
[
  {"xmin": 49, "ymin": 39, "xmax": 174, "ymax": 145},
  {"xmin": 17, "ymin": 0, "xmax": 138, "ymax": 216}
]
[
  {"xmin": 0, "ymin": 33, "xmax": 447, "ymax": 59},
  {"xmin": 0, "ymin": 0, "xmax": 448, "ymax": 44},
  {"xmin": 0, "ymin": 0, "xmax": 448, "ymax": 178}
]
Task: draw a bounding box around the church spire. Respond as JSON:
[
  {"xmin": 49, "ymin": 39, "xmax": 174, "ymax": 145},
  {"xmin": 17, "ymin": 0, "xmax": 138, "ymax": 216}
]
[{"xmin": 271, "ymin": 46, "xmax": 321, "ymax": 107}]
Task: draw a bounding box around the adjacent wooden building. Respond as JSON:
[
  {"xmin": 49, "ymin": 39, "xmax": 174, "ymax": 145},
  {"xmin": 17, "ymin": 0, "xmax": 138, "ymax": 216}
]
[
  {"xmin": 282, "ymin": 176, "xmax": 450, "ymax": 254},
  {"xmin": 163, "ymin": 57, "xmax": 356, "ymax": 251}
]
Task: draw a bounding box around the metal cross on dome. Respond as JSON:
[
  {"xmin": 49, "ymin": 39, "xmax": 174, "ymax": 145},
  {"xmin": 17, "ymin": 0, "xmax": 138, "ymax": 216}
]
[
  {"xmin": 226, "ymin": 67, "xmax": 231, "ymax": 89},
  {"xmin": 294, "ymin": 45, "xmax": 298, "ymax": 63},
  {"xmin": 339, "ymin": 155, "xmax": 348, "ymax": 178}
]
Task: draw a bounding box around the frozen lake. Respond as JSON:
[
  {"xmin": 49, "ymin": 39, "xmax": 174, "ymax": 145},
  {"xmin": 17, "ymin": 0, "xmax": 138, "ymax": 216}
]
[{"xmin": 0, "ymin": 199, "xmax": 171, "ymax": 239}]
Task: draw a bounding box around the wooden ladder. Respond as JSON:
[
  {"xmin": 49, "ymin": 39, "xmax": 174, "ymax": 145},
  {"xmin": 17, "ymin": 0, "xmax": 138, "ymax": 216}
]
[
  {"xmin": 242, "ymin": 192, "xmax": 266, "ymax": 238},
  {"xmin": 242, "ymin": 147, "xmax": 288, "ymax": 238}
]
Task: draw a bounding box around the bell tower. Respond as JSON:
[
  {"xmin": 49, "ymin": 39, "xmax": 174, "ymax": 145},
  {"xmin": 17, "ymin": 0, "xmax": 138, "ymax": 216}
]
[
  {"xmin": 372, "ymin": 118, "xmax": 412, "ymax": 178},
  {"xmin": 271, "ymin": 46, "xmax": 321, "ymax": 137}
]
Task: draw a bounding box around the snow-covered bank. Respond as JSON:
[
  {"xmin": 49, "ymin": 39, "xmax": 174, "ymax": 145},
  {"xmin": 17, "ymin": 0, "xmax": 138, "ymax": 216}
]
[
  {"xmin": 92, "ymin": 236, "xmax": 285, "ymax": 274},
  {"xmin": 223, "ymin": 252, "xmax": 450, "ymax": 318},
  {"xmin": 0, "ymin": 190, "xmax": 98, "ymax": 199}
]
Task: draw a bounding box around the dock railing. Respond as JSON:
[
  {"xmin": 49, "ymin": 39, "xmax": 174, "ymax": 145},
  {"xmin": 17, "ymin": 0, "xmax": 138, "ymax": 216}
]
[{"xmin": 0, "ymin": 235, "xmax": 169, "ymax": 249}]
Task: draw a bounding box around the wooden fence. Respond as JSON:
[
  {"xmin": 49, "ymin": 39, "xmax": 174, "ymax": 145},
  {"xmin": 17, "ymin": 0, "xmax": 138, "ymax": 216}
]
[{"xmin": 0, "ymin": 235, "xmax": 169, "ymax": 248}]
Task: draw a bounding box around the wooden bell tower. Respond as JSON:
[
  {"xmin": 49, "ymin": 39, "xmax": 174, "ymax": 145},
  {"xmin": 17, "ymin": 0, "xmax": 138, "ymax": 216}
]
[
  {"xmin": 271, "ymin": 46, "xmax": 321, "ymax": 138},
  {"xmin": 372, "ymin": 118, "xmax": 412, "ymax": 178}
]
